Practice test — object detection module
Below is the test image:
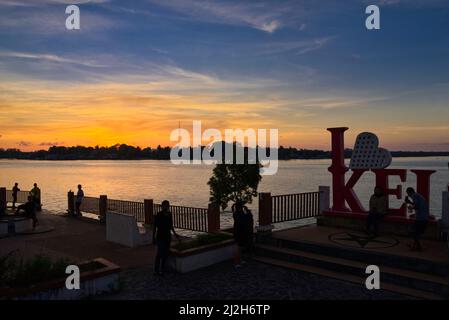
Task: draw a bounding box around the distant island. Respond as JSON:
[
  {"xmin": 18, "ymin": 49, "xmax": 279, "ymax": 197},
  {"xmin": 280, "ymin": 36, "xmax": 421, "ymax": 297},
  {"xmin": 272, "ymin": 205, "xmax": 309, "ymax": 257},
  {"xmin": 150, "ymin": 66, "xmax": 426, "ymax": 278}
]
[{"xmin": 1, "ymin": 144, "xmax": 449, "ymax": 160}]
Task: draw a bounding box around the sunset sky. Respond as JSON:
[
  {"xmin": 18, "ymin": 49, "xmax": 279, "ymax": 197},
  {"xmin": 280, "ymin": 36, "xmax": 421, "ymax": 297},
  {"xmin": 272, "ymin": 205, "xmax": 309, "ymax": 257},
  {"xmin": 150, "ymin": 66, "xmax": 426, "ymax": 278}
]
[{"xmin": 0, "ymin": 0, "xmax": 448, "ymax": 151}]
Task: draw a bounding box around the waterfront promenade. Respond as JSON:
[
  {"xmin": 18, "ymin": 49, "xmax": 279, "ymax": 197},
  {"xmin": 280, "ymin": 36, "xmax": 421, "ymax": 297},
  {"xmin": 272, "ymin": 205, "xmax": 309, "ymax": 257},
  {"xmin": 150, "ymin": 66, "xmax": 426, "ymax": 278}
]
[
  {"xmin": 0, "ymin": 210, "xmax": 155, "ymax": 269},
  {"xmin": 1, "ymin": 210, "xmax": 413, "ymax": 300}
]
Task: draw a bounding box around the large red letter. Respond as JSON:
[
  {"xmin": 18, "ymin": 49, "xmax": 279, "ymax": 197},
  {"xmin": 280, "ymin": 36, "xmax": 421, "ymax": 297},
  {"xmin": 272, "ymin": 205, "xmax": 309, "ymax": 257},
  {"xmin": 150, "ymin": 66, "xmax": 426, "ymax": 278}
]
[
  {"xmin": 411, "ymin": 169, "xmax": 435, "ymax": 205},
  {"xmin": 372, "ymin": 169, "xmax": 407, "ymax": 218},
  {"xmin": 327, "ymin": 127, "xmax": 366, "ymax": 213}
]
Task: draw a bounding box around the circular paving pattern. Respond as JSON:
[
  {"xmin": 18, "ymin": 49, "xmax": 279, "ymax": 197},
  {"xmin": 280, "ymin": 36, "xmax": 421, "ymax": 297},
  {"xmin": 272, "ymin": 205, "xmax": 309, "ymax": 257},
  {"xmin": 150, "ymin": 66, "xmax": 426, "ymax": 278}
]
[{"xmin": 328, "ymin": 231, "xmax": 399, "ymax": 249}]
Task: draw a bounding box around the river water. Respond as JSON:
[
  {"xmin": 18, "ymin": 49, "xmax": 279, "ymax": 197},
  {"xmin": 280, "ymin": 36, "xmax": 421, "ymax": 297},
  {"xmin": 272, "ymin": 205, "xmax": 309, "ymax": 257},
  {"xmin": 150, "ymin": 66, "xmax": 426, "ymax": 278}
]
[{"xmin": 1, "ymin": 158, "xmax": 448, "ymax": 223}]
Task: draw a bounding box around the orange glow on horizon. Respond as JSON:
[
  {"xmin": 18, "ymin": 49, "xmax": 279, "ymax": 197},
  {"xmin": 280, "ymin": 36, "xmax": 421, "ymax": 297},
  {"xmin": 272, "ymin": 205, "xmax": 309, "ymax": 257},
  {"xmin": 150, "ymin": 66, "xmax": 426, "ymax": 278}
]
[{"xmin": 1, "ymin": 79, "xmax": 448, "ymax": 152}]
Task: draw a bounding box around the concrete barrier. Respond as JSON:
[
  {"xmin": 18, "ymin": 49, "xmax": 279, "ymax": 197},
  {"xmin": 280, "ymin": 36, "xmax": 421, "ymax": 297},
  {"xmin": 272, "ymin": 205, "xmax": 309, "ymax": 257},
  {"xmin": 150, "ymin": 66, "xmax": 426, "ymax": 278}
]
[
  {"xmin": 106, "ymin": 211, "xmax": 152, "ymax": 247},
  {"xmin": 168, "ymin": 239, "xmax": 236, "ymax": 273},
  {"xmin": 442, "ymin": 191, "xmax": 449, "ymax": 228},
  {"xmin": 1, "ymin": 258, "xmax": 120, "ymax": 300}
]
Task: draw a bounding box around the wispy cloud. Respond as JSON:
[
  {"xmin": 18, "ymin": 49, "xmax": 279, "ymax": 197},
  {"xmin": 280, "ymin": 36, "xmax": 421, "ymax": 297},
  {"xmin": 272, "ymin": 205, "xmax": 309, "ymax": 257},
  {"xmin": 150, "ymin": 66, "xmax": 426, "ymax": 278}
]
[
  {"xmin": 39, "ymin": 141, "xmax": 64, "ymax": 146},
  {"xmin": 0, "ymin": 51, "xmax": 109, "ymax": 68},
  {"xmin": 254, "ymin": 37, "xmax": 334, "ymax": 56},
  {"xmin": 145, "ymin": 0, "xmax": 305, "ymax": 33},
  {"xmin": 0, "ymin": 0, "xmax": 109, "ymax": 6},
  {"xmin": 359, "ymin": 0, "xmax": 449, "ymax": 7},
  {"xmin": 18, "ymin": 141, "xmax": 32, "ymax": 147}
]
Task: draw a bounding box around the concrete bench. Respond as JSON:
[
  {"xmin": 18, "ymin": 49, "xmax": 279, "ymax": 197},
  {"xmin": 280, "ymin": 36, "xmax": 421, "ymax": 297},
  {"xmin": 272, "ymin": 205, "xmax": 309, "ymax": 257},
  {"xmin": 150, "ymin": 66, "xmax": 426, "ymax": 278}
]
[
  {"xmin": 106, "ymin": 211, "xmax": 152, "ymax": 248},
  {"xmin": 0, "ymin": 216, "xmax": 33, "ymax": 236}
]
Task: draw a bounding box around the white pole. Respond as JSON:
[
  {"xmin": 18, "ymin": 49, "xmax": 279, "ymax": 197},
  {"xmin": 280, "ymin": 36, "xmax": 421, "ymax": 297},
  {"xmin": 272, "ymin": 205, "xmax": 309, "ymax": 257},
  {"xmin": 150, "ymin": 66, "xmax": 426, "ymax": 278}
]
[{"xmin": 319, "ymin": 186, "xmax": 330, "ymax": 214}]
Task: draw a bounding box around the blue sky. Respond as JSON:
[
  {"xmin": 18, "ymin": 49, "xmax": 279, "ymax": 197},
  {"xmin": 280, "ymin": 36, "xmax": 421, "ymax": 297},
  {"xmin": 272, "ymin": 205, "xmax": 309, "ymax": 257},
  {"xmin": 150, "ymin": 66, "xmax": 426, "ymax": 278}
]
[{"xmin": 0, "ymin": 0, "xmax": 448, "ymax": 150}]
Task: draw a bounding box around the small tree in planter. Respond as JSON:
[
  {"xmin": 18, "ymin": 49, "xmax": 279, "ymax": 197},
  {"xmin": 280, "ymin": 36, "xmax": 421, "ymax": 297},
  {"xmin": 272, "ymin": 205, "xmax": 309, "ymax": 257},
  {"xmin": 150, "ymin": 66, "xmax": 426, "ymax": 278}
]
[{"xmin": 208, "ymin": 162, "xmax": 262, "ymax": 210}]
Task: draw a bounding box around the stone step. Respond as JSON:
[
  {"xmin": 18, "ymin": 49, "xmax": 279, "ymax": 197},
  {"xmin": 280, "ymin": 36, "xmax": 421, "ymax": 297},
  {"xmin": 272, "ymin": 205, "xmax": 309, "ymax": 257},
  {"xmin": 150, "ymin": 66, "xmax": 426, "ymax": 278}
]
[
  {"xmin": 255, "ymin": 244, "xmax": 449, "ymax": 297},
  {"xmin": 257, "ymin": 235, "xmax": 449, "ymax": 276},
  {"xmin": 252, "ymin": 256, "xmax": 443, "ymax": 300}
]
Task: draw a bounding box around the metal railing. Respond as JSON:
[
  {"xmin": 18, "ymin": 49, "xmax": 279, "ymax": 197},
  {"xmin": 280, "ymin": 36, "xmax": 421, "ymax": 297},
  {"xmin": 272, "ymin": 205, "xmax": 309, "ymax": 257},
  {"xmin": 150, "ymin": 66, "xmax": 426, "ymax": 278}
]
[
  {"xmin": 6, "ymin": 190, "xmax": 30, "ymax": 204},
  {"xmin": 69, "ymin": 193, "xmax": 210, "ymax": 232},
  {"xmin": 77, "ymin": 196, "xmax": 101, "ymax": 215},
  {"xmin": 154, "ymin": 203, "xmax": 208, "ymax": 232},
  {"xmin": 272, "ymin": 191, "xmax": 320, "ymax": 223},
  {"xmin": 107, "ymin": 199, "xmax": 145, "ymax": 222}
]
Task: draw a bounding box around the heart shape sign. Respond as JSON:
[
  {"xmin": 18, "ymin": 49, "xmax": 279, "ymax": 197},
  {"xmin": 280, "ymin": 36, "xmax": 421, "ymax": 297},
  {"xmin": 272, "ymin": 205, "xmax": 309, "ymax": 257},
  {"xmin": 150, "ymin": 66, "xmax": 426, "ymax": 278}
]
[{"xmin": 349, "ymin": 132, "xmax": 392, "ymax": 169}]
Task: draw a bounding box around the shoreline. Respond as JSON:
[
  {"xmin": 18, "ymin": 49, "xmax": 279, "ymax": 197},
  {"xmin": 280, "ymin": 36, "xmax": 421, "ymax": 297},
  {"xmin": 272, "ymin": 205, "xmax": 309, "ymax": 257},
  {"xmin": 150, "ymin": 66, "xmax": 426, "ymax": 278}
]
[{"xmin": 1, "ymin": 154, "xmax": 449, "ymax": 161}]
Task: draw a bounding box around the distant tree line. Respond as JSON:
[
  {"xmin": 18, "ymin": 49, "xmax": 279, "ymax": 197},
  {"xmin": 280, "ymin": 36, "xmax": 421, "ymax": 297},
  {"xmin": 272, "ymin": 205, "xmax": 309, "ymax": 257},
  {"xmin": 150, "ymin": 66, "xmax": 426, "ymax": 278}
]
[{"xmin": 0, "ymin": 144, "xmax": 448, "ymax": 160}]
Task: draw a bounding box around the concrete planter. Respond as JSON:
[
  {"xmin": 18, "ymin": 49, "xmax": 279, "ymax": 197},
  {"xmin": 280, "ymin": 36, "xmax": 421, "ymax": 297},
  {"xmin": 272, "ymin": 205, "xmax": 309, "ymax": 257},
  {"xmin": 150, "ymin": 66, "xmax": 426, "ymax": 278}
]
[
  {"xmin": 168, "ymin": 239, "xmax": 236, "ymax": 273},
  {"xmin": 0, "ymin": 258, "xmax": 121, "ymax": 300},
  {"xmin": 13, "ymin": 217, "xmax": 33, "ymax": 233},
  {"xmin": 0, "ymin": 217, "xmax": 32, "ymax": 236},
  {"xmin": 106, "ymin": 211, "xmax": 152, "ymax": 248}
]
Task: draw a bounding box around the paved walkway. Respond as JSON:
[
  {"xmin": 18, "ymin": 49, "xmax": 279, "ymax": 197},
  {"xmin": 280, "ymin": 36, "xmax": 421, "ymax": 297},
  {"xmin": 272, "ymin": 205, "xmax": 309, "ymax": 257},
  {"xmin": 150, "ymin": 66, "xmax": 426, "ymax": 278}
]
[
  {"xmin": 0, "ymin": 211, "xmax": 414, "ymax": 300},
  {"xmin": 98, "ymin": 260, "xmax": 411, "ymax": 300},
  {"xmin": 0, "ymin": 210, "xmax": 154, "ymax": 268}
]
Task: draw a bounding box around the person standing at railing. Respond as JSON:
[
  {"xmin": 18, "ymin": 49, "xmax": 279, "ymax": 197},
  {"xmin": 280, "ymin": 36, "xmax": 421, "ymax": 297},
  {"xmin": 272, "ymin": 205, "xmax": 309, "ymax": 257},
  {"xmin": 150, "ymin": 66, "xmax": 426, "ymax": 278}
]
[
  {"xmin": 153, "ymin": 200, "xmax": 180, "ymax": 276},
  {"xmin": 232, "ymin": 200, "xmax": 254, "ymax": 268},
  {"xmin": 75, "ymin": 184, "xmax": 84, "ymax": 216},
  {"xmin": 405, "ymin": 187, "xmax": 430, "ymax": 252},
  {"xmin": 29, "ymin": 183, "xmax": 41, "ymax": 211},
  {"xmin": 12, "ymin": 182, "xmax": 20, "ymax": 209}
]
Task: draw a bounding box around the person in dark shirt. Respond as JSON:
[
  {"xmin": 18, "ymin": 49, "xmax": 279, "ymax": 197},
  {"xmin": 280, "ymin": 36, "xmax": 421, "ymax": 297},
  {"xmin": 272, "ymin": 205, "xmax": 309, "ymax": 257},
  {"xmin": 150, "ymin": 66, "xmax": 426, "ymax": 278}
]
[
  {"xmin": 30, "ymin": 183, "xmax": 41, "ymax": 211},
  {"xmin": 12, "ymin": 183, "xmax": 20, "ymax": 209},
  {"xmin": 405, "ymin": 187, "xmax": 429, "ymax": 251},
  {"xmin": 153, "ymin": 200, "xmax": 179, "ymax": 275},
  {"xmin": 75, "ymin": 184, "xmax": 84, "ymax": 216},
  {"xmin": 366, "ymin": 186, "xmax": 388, "ymax": 237},
  {"xmin": 232, "ymin": 200, "xmax": 254, "ymax": 268},
  {"xmin": 15, "ymin": 195, "xmax": 38, "ymax": 230}
]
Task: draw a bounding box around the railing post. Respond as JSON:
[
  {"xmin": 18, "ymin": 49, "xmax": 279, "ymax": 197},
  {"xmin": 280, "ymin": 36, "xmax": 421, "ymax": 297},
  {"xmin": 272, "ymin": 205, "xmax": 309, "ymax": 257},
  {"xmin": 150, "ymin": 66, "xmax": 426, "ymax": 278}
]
[
  {"xmin": 0, "ymin": 187, "xmax": 6, "ymax": 214},
  {"xmin": 257, "ymin": 192, "xmax": 273, "ymax": 234},
  {"xmin": 442, "ymin": 190, "xmax": 449, "ymax": 228},
  {"xmin": 67, "ymin": 191, "xmax": 75, "ymax": 216},
  {"xmin": 144, "ymin": 199, "xmax": 154, "ymax": 225},
  {"xmin": 319, "ymin": 186, "xmax": 330, "ymax": 214},
  {"xmin": 207, "ymin": 203, "xmax": 220, "ymax": 233},
  {"xmin": 99, "ymin": 195, "xmax": 107, "ymax": 223}
]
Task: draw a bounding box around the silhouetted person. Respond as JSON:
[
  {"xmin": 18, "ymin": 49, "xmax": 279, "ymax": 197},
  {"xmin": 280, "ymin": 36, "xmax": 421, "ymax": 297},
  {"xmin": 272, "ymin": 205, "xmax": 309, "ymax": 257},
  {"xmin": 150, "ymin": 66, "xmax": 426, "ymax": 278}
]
[
  {"xmin": 153, "ymin": 200, "xmax": 179, "ymax": 275},
  {"xmin": 232, "ymin": 200, "xmax": 254, "ymax": 267},
  {"xmin": 405, "ymin": 187, "xmax": 429, "ymax": 251},
  {"xmin": 29, "ymin": 183, "xmax": 41, "ymax": 211},
  {"xmin": 0, "ymin": 200, "xmax": 4, "ymax": 216},
  {"xmin": 15, "ymin": 195, "xmax": 38, "ymax": 230},
  {"xmin": 12, "ymin": 182, "xmax": 20, "ymax": 209},
  {"xmin": 366, "ymin": 186, "xmax": 387, "ymax": 237},
  {"xmin": 75, "ymin": 184, "xmax": 84, "ymax": 216}
]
